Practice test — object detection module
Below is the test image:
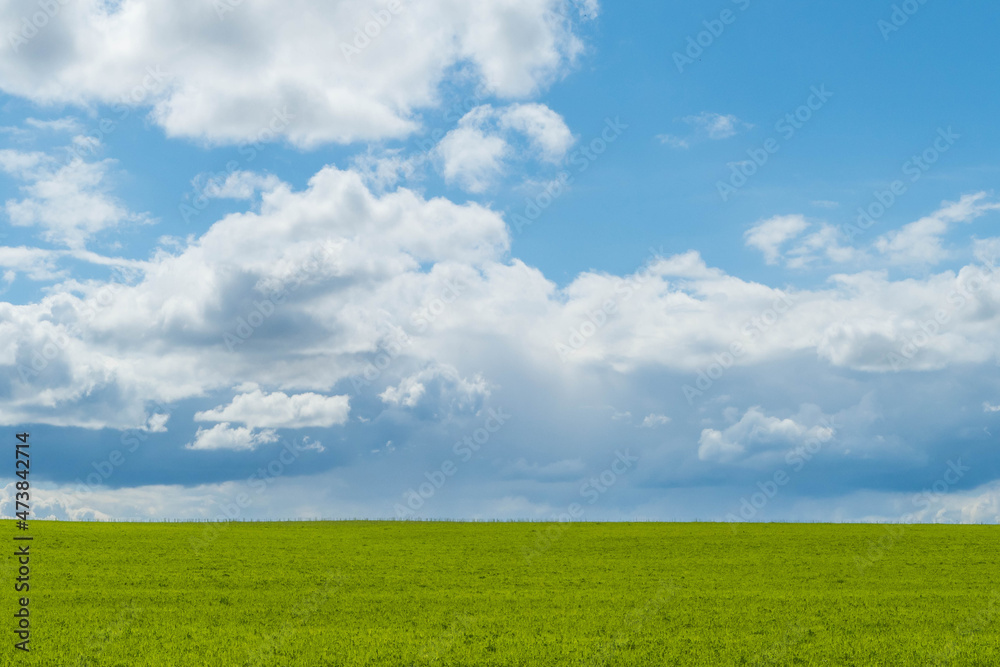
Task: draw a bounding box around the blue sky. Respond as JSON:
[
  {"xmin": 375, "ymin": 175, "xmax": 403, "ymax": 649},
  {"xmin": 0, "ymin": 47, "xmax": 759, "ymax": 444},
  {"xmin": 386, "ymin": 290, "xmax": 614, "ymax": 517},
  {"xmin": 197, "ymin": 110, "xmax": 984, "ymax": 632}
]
[{"xmin": 1, "ymin": 0, "xmax": 999, "ymax": 523}]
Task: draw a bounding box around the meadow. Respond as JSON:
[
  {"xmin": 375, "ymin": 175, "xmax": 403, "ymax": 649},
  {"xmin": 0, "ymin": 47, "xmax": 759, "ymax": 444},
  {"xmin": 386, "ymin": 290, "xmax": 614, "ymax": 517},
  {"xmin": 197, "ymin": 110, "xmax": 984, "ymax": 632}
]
[{"xmin": 2, "ymin": 521, "xmax": 998, "ymax": 666}]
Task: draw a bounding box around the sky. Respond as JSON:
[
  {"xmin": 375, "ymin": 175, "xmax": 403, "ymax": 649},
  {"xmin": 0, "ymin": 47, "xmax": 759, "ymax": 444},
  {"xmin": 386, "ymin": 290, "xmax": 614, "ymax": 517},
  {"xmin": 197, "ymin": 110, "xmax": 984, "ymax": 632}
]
[{"xmin": 1, "ymin": 0, "xmax": 999, "ymax": 523}]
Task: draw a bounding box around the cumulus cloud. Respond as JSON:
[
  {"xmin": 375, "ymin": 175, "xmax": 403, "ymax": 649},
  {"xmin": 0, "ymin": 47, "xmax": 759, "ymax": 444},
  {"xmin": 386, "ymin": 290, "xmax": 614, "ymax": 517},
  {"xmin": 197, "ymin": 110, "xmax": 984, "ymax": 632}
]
[
  {"xmin": 1, "ymin": 156, "xmax": 999, "ymax": 521},
  {"xmin": 640, "ymin": 413, "xmax": 671, "ymax": 428},
  {"xmin": 0, "ymin": 145, "xmax": 149, "ymax": 248},
  {"xmin": 742, "ymin": 215, "xmax": 858, "ymax": 269},
  {"xmin": 5, "ymin": 173, "xmax": 1000, "ymax": 439},
  {"xmin": 0, "ymin": 165, "xmax": 511, "ymax": 429},
  {"xmin": 435, "ymin": 103, "xmax": 573, "ymax": 191},
  {"xmin": 744, "ymin": 215, "xmax": 809, "ymax": 265},
  {"xmin": 199, "ymin": 171, "xmax": 284, "ymax": 200},
  {"xmin": 350, "ymin": 149, "xmax": 418, "ymax": 192},
  {"xmin": 185, "ymin": 423, "xmax": 279, "ymax": 451},
  {"xmin": 973, "ymin": 237, "xmax": 1000, "ymax": 268},
  {"xmin": 0, "ymin": 245, "xmax": 63, "ymax": 281},
  {"xmin": 498, "ymin": 103, "xmax": 575, "ymax": 162},
  {"xmin": 436, "ymin": 122, "xmax": 510, "ymax": 193},
  {"xmin": 785, "ymin": 224, "xmax": 858, "ymax": 268},
  {"xmin": 698, "ymin": 406, "xmax": 835, "ymax": 464},
  {"xmin": 6, "ymin": 469, "xmax": 1000, "ymax": 524},
  {"xmin": 874, "ymin": 193, "xmax": 1000, "ymax": 265},
  {"xmin": 144, "ymin": 412, "xmax": 170, "ymax": 433},
  {"xmin": 0, "ymin": 0, "xmax": 592, "ymax": 148},
  {"xmin": 194, "ymin": 388, "xmax": 351, "ymax": 428},
  {"xmin": 4, "ymin": 0, "xmax": 1000, "ymax": 525},
  {"xmin": 744, "ymin": 195, "xmax": 1000, "ymax": 270},
  {"xmin": 379, "ymin": 365, "xmax": 490, "ymax": 412}
]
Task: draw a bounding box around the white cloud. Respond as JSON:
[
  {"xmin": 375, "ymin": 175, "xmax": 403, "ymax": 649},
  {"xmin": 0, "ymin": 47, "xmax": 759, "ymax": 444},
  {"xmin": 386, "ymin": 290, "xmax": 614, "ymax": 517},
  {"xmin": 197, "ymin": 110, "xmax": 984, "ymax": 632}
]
[
  {"xmin": 144, "ymin": 412, "xmax": 170, "ymax": 433},
  {"xmin": 683, "ymin": 112, "xmax": 750, "ymax": 140},
  {"xmin": 498, "ymin": 103, "xmax": 575, "ymax": 162},
  {"xmin": 434, "ymin": 102, "xmax": 572, "ymax": 191},
  {"xmin": 572, "ymin": 0, "xmax": 600, "ymax": 18},
  {"xmin": 640, "ymin": 413, "xmax": 671, "ymax": 428},
  {"xmin": 656, "ymin": 134, "xmax": 689, "ymax": 149},
  {"xmin": 0, "ymin": 0, "xmax": 591, "ymax": 148},
  {"xmin": 380, "ymin": 365, "xmax": 490, "ymax": 411},
  {"xmin": 24, "ymin": 117, "xmax": 83, "ymax": 133},
  {"xmin": 0, "ymin": 146, "xmax": 149, "ymax": 248},
  {"xmin": 185, "ymin": 423, "xmax": 279, "ymax": 451},
  {"xmin": 350, "ymin": 149, "xmax": 418, "ymax": 192},
  {"xmin": 436, "ymin": 124, "xmax": 510, "ymax": 193},
  {"xmin": 0, "ymin": 245, "xmax": 63, "ymax": 281},
  {"xmin": 785, "ymin": 224, "xmax": 858, "ymax": 268},
  {"xmin": 0, "ymin": 165, "xmax": 511, "ymax": 429},
  {"xmin": 3, "ymin": 168, "xmax": 1000, "ymax": 445},
  {"xmin": 7, "ymin": 0, "xmax": 1000, "ymax": 525},
  {"xmin": 7, "ymin": 470, "xmax": 1000, "ymax": 524},
  {"xmin": 200, "ymin": 171, "xmax": 284, "ymax": 200},
  {"xmin": 985, "ymin": 403, "xmax": 1000, "ymax": 413},
  {"xmin": 195, "ymin": 389, "xmax": 351, "ymax": 429},
  {"xmin": 875, "ymin": 193, "xmax": 1000, "ymax": 265},
  {"xmin": 744, "ymin": 196, "xmax": 1000, "ymax": 270},
  {"xmin": 659, "ymin": 112, "xmax": 750, "ymax": 149},
  {"xmin": 698, "ymin": 406, "xmax": 834, "ymax": 464},
  {"xmin": 744, "ymin": 215, "xmax": 809, "ymax": 264},
  {"xmin": 973, "ymin": 238, "xmax": 1000, "ymax": 268}
]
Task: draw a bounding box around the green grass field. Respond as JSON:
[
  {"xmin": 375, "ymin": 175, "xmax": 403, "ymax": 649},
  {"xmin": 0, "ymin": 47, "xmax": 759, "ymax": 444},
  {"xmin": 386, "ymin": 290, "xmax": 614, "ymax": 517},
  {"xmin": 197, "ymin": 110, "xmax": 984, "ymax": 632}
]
[{"xmin": 2, "ymin": 521, "xmax": 998, "ymax": 666}]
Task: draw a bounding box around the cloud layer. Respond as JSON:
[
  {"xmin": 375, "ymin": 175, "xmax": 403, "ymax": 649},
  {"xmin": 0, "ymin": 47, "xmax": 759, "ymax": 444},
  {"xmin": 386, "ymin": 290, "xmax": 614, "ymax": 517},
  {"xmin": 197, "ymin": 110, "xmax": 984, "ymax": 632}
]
[
  {"xmin": 1, "ymin": 0, "xmax": 999, "ymax": 525},
  {"xmin": 0, "ymin": 0, "xmax": 593, "ymax": 147}
]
